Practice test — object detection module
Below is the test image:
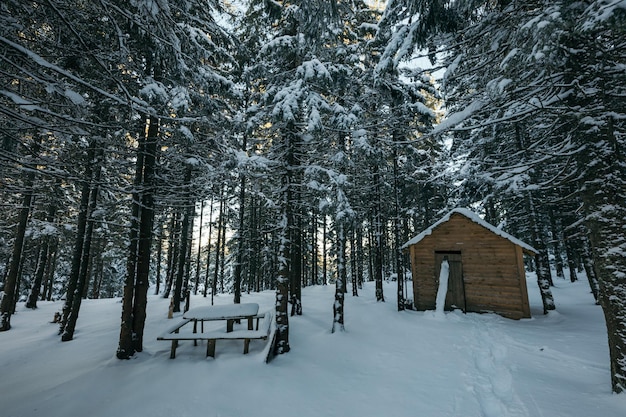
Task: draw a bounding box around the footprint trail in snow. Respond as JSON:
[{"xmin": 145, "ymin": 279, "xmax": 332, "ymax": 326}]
[{"xmin": 466, "ymin": 317, "xmax": 530, "ymax": 417}]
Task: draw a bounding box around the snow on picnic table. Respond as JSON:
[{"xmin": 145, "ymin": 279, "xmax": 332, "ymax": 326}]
[{"xmin": 1, "ymin": 277, "xmax": 625, "ymax": 417}]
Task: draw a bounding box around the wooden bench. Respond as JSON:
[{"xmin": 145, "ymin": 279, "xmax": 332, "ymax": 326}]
[{"xmin": 157, "ymin": 311, "xmax": 274, "ymax": 359}]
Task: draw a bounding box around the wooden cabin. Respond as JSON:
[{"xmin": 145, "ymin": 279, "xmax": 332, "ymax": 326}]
[{"xmin": 402, "ymin": 208, "xmax": 537, "ymax": 319}]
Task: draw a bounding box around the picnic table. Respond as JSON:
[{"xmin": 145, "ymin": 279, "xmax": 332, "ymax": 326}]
[
  {"xmin": 158, "ymin": 302, "xmax": 274, "ymax": 359},
  {"xmin": 183, "ymin": 302, "xmax": 259, "ymax": 333}
]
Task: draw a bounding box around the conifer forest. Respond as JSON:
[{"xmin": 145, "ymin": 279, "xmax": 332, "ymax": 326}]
[{"xmin": 1, "ymin": 1, "xmax": 625, "ymax": 393}]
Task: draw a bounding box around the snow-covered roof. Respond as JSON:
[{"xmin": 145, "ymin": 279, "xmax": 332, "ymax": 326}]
[{"xmin": 401, "ymin": 208, "xmax": 538, "ymax": 254}]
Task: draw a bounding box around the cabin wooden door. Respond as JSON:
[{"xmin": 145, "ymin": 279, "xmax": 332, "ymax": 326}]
[{"xmin": 435, "ymin": 252, "xmax": 466, "ymax": 312}]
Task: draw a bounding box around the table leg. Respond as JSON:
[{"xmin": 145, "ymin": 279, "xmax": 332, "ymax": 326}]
[
  {"xmin": 207, "ymin": 339, "xmax": 216, "ymax": 357},
  {"xmin": 227, "ymin": 319, "xmax": 234, "ymax": 332},
  {"xmin": 248, "ymin": 317, "xmax": 254, "ymax": 330}
]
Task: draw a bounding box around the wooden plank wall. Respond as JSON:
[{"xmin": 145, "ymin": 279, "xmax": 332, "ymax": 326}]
[{"xmin": 410, "ymin": 214, "xmax": 531, "ymax": 319}]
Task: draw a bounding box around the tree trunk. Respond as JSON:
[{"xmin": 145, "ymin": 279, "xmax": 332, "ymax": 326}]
[
  {"xmin": 233, "ymin": 135, "xmax": 247, "ymax": 303},
  {"xmin": 581, "ymin": 236, "xmax": 600, "ymax": 303},
  {"xmin": 332, "ymin": 222, "xmax": 346, "ymax": 333},
  {"xmin": 26, "ymin": 240, "xmax": 49, "ymax": 309},
  {"xmin": 26, "ymin": 199, "xmax": 57, "ymax": 309},
  {"xmin": 275, "ymin": 213, "xmax": 291, "ymax": 354},
  {"xmin": 203, "ymin": 196, "xmax": 214, "ymax": 298},
  {"xmin": 290, "ymin": 211, "xmax": 302, "ymax": 316},
  {"xmin": 528, "ymin": 193, "xmax": 555, "ymax": 314},
  {"xmin": 43, "ymin": 239, "xmax": 58, "ymax": 301},
  {"xmin": 0, "ymin": 175, "xmax": 34, "ymax": 330},
  {"xmin": 154, "ymin": 222, "xmax": 163, "ymax": 295},
  {"xmin": 393, "ymin": 146, "xmax": 404, "ymax": 311},
  {"xmin": 194, "ymin": 202, "xmax": 204, "ymax": 295},
  {"xmin": 163, "ymin": 212, "xmax": 179, "ymax": 299},
  {"xmin": 563, "ymin": 228, "xmax": 579, "ymax": 283},
  {"xmin": 350, "ymin": 227, "xmax": 358, "ymax": 297},
  {"xmin": 60, "ymin": 143, "xmax": 97, "ymax": 334},
  {"xmin": 212, "ymin": 190, "xmax": 225, "ymax": 301},
  {"xmin": 117, "ymin": 115, "xmax": 158, "ymax": 359},
  {"xmin": 356, "ymin": 223, "xmax": 364, "ymax": 289},
  {"xmin": 549, "ymin": 208, "xmax": 565, "ymax": 279},
  {"xmin": 62, "ymin": 148, "xmax": 103, "ymax": 341},
  {"xmin": 373, "ymin": 166, "xmax": 385, "ymax": 302},
  {"xmin": 322, "ymin": 215, "xmax": 327, "ymax": 285},
  {"xmin": 173, "ymin": 167, "xmax": 193, "ymax": 313},
  {"xmin": 585, "ymin": 196, "xmax": 626, "ymax": 392},
  {"xmin": 311, "ymin": 207, "xmax": 318, "ymax": 286},
  {"xmin": 218, "ymin": 208, "xmax": 226, "ymax": 294}
]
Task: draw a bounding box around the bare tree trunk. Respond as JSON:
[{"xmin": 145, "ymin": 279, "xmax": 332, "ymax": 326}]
[
  {"xmin": 275, "ymin": 214, "xmax": 291, "ymax": 354},
  {"xmin": 528, "ymin": 193, "xmax": 556, "ymax": 314},
  {"xmin": 194, "ymin": 202, "xmax": 204, "ymax": 295},
  {"xmin": 26, "ymin": 199, "xmax": 57, "ymax": 308},
  {"xmin": 563, "ymin": 227, "xmax": 579, "ymax": 283},
  {"xmin": 117, "ymin": 115, "xmax": 158, "ymax": 359},
  {"xmin": 373, "ymin": 166, "xmax": 385, "ymax": 302},
  {"xmin": 233, "ymin": 135, "xmax": 247, "ymax": 304},
  {"xmin": 203, "ymin": 196, "xmax": 214, "ymax": 298},
  {"xmin": 212, "ymin": 189, "xmax": 225, "ymax": 302},
  {"xmin": 581, "ymin": 236, "xmax": 600, "ymax": 303},
  {"xmin": 549, "ymin": 208, "xmax": 565, "ymax": 279},
  {"xmin": 163, "ymin": 212, "xmax": 179, "ymax": 299},
  {"xmin": 60, "ymin": 143, "xmax": 96, "ymax": 334},
  {"xmin": 392, "ymin": 146, "xmax": 404, "ymax": 311},
  {"xmin": 290, "ymin": 209, "xmax": 302, "ymax": 316},
  {"xmin": 322, "ymin": 215, "xmax": 327, "ymax": 285},
  {"xmin": 350, "ymin": 227, "xmax": 358, "ymax": 297},
  {"xmin": 584, "ymin": 187, "xmax": 626, "ymax": 392},
  {"xmin": 26, "ymin": 240, "xmax": 49, "ymax": 309},
  {"xmin": 311, "ymin": 207, "xmax": 318, "ymax": 286},
  {"xmin": 43, "ymin": 239, "xmax": 58, "ymax": 301},
  {"xmin": 154, "ymin": 222, "xmax": 163, "ymax": 295},
  {"xmin": 332, "ymin": 222, "xmax": 346, "ymax": 333},
  {"xmin": 173, "ymin": 167, "xmax": 193, "ymax": 313},
  {"xmin": 62, "ymin": 148, "xmax": 103, "ymax": 341},
  {"xmin": 356, "ymin": 223, "xmax": 364, "ymax": 289},
  {"xmin": 0, "ymin": 173, "xmax": 34, "ymax": 330},
  {"xmin": 218, "ymin": 209, "xmax": 226, "ymax": 295}
]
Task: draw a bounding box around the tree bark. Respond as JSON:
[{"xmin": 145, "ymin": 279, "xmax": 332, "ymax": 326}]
[
  {"xmin": 173, "ymin": 167, "xmax": 193, "ymax": 313},
  {"xmin": 581, "ymin": 236, "xmax": 600, "ymax": 303},
  {"xmin": 117, "ymin": 115, "xmax": 158, "ymax": 359},
  {"xmin": 392, "ymin": 146, "xmax": 405, "ymax": 311},
  {"xmin": 212, "ymin": 189, "xmax": 225, "ymax": 302},
  {"xmin": 350, "ymin": 227, "xmax": 358, "ymax": 296},
  {"xmin": 332, "ymin": 222, "xmax": 346, "ymax": 333},
  {"xmin": 162, "ymin": 212, "xmax": 179, "ymax": 299},
  {"xmin": 203, "ymin": 198, "xmax": 214, "ymax": 297},
  {"xmin": 0, "ymin": 174, "xmax": 34, "ymax": 330},
  {"xmin": 194, "ymin": 202, "xmax": 204, "ymax": 295},
  {"xmin": 154, "ymin": 222, "xmax": 163, "ymax": 295},
  {"xmin": 43, "ymin": 239, "xmax": 58, "ymax": 301},
  {"xmin": 373, "ymin": 166, "xmax": 385, "ymax": 302},
  {"xmin": 527, "ymin": 193, "xmax": 556, "ymax": 314},
  {"xmin": 26, "ymin": 240, "xmax": 49, "ymax": 309},
  {"xmin": 233, "ymin": 135, "xmax": 247, "ymax": 303},
  {"xmin": 275, "ymin": 213, "xmax": 291, "ymax": 354},
  {"xmin": 59, "ymin": 143, "xmax": 97, "ymax": 334},
  {"xmin": 581, "ymin": 116, "xmax": 626, "ymax": 391},
  {"xmin": 290, "ymin": 211, "xmax": 302, "ymax": 316},
  {"xmin": 62, "ymin": 148, "xmax": 103, "ymax": 341}
]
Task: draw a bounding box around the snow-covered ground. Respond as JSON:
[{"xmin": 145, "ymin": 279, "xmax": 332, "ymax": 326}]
[{"xmin": 2, "ymin": 276, "xmax": 625, "ymax": 417}]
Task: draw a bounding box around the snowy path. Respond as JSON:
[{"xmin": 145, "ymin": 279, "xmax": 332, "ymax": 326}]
[{"xmin": 464, "ymin": 316, "xmax": 530, "ymax": 417}]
